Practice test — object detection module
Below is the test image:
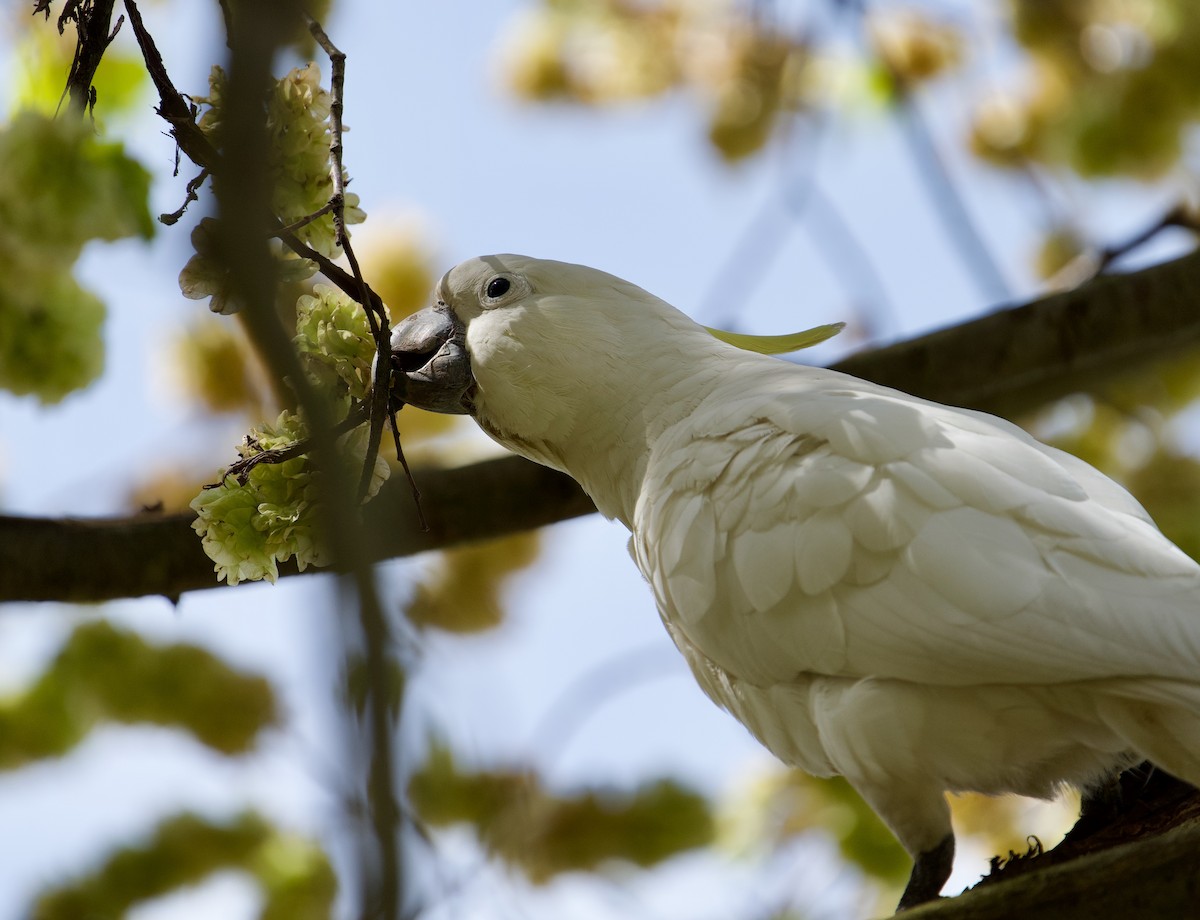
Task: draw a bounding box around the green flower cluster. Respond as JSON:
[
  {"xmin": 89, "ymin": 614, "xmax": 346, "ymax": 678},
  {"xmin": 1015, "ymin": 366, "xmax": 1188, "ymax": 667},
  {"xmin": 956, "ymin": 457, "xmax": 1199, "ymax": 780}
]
[
  {"xmin": 0, "ymin": 112, "xmax": 152, "ymax": 402},
  {"xmin": 180, "ymin": 64, "xmax": 365, "ymax": 313},
  {"xmin": 294, "ymin": 283, "xmax": 377, "ymax": 399},
  {"xmin": 191, "ymin": 285, "xmax": 390, "ymax": 585},
  {"xmin": 178, "ymin": 217, "xmax": 317, "ymax": 316},
  {"xmin": 191, "ymin": 411, "xmax": 317, "ymax": 586},
  {"xmin": 266, "ymin": 62, "xmax": 366, "ymax": 257}
]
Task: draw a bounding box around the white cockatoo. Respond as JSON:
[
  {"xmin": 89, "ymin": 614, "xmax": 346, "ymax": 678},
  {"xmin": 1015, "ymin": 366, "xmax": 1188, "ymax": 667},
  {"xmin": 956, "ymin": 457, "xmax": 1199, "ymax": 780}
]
[{"xmin": 389, "ymin": 254, "xmax": 1200, "ymax": 909}]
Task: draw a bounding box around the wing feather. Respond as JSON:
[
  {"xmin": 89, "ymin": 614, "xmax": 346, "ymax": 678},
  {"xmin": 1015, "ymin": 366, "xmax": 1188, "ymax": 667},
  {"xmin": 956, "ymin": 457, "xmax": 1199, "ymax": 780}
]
[{"xmin": 635, "ymin": 372, "xmax": 1200, "ymax": 690}]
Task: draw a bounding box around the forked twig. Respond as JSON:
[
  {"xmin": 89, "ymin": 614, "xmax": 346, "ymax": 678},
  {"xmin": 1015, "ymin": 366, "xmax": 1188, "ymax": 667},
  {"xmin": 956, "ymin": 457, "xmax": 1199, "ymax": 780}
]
[{"xmin": 205, "ymin": 401, "xmax": 373, "ymax": 487}]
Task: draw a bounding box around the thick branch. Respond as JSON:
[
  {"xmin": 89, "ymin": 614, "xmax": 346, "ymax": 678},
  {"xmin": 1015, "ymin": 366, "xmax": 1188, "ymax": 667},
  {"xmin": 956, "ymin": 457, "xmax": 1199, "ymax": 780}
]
[
  {"xmin": 56, "ymin": 0, "xmax": 120, "ymax": 115},
  {"xmin": 903, "ymin": 813, "xmax": 1200, "ymax": 920},
  {"xmin": 834, "ymin": 246, "xmax": 1200, "ymax": 418},
  {"xmin": 4, "ymin": 249, "xmax": 1200, "ymax": 603}
]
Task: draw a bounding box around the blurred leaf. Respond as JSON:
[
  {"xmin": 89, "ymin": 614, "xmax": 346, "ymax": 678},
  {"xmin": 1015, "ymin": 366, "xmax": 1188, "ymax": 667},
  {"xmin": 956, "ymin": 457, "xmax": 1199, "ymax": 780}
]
[
  {"xmin": 172, "ymin": 317, "xmax": 269, "ymax": 416},
  {"xmin": 707, "ymin": 30, "xmax": 794, "ymax": 161},
  {"xmin": 1033, "ymin": 226, "xmax": 1086, "ymax": 281},
  {"xmin": 1127, "ymin": 449, "xmax": 1200, "ymax": 561},
  {"xmin": 524, "ymin": 778, "xmax": 714, "ymax": 882},
  {"xmin": 31, "ymin": 811, "xmax": 335, "ymax": 920},
  {"xmin": 0, "ymin": 621, "xmax": 277, "ymax": 768},
  {"xmin": 408, "ymin": 740, "xmax": 531, "ymax": 828},
  {"xmin": 33, "ymin": 813, "xmax": 269, "ymax": 920},
  {"xmin": 718, "ymin": 769, "xmax": 907, "ymax": 886},
  {"xmin": 361, "ymin": 225, "xmax": 438, "ymax": 320},
  {"xmin": 869, "ymin": 8, "xmax": 963, "ymax": 86},
  {"xmin": 11, "ymin": 24, "xmax": 148, "ymax": 116},
  {"xmin": 408, "ymin": 741, "xmax": 714, "ymax": 882},
  {"xmin": 814, "ymin": 776, "xmax": 910, "ymax": 884},
  {"xmin": 254, "ymin": 834, "xmax": 339, "ymax": 920},
  {"xmin": 498, "ymin": 2, "xmax": 681, "ymax": 105},
  {"xmin": 995, "ymin": 0, "xmax": 1200, "ymax": 179},
  {"xmin": 0, "ymin": 112, "xmax": 153, "ymax": 402},
  {"xmin": 1100, "ymin": 351, "xmax": 1200, "ymax": 418},
  {"xmin": 406, "ymin": 531, "xmax": 541, "ymax": 633}
]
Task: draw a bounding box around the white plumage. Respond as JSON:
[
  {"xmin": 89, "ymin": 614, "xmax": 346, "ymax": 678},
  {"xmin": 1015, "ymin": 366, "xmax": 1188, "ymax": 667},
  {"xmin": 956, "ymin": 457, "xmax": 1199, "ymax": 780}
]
[{"xmin": 390, "ymin": 254, "xmax": 1200, "ymax": 909}]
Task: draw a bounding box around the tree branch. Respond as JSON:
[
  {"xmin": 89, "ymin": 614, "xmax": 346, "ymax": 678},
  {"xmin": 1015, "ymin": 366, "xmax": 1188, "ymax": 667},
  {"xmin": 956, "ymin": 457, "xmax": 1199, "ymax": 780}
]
[
  {"xmin": 903, "ymin": 812, "xmax": 1200, "ymax": 920},
  {"xmin": 48, "ymin": 0, "xmax": 121, "ymax": 116},
  {"xmin": 4, "ymin": 248, "xmax": 1200, "ymax": 603}
]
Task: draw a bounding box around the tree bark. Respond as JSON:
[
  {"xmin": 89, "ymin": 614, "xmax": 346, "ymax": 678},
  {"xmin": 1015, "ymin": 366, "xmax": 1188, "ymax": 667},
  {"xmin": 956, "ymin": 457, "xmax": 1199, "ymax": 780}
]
[
  {"xmin": 4, "ymin": 249, "xmax": 1200, "ymax": 603},
  {"xmin": 900, "ymin": 814, "xmax": 1200, "ymax": 920}
]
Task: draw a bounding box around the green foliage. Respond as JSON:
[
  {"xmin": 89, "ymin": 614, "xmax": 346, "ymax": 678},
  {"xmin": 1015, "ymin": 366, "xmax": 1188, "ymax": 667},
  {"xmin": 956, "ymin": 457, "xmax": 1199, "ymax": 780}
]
[
  {"xmin": 406, "ymin": 532, "xmax": 541, "ymax": 633},
  {"xmin": 1127, "ymin": 449, "xmax": 1200, "ymax": 562},
  {"xmin": 10, "ymin": 24, "xmax": 149, "ymax": 116},
  {"xmin": 408, "ymin": 741, "xmax": 715, "ymax": 882},
  {"xmin": 190, "ymin": 407, "xmax": 391, "ymax": 584},
  {"xmin": 31, "ymin": 812, "xmax": 336, "ymax": 920},
  {"xmin": 295, "ymin": 284, "xmax": 379, "ymax": 401},
  {"xmin": 179, "ymin": 217, "xmax": 318, "ymax": 316},
  {"xmin": 813, "ymin": 776, "xmax": 910, "ymax": 885},
  {"xmin": 190, "ymin": 411, "xmax": 324, "ymax": 585},
  {"xmin": 722, "ymin": 768, "xmax": 909, "ymax": 890},
  {"xmin": 0, "ymin": 621, "xmax": 277, "ymax": 767},
  {"xmin": 0, "ymin": 111, "xmax": 153, "ymax": 402},
  {"xmin": 190, "ymin": 282, "xmax": 389, "ymax": 584},
  {"xmin": 1032, "ymin": 354, "xmax": 1200, "ymax": 564},
  {"xmin": 195, "ymin": 64, "xmax": 365, "ymax": 259},
  {"xmin": 982, "ymin": 0, "xmax": 1200, "ymax": 178}
]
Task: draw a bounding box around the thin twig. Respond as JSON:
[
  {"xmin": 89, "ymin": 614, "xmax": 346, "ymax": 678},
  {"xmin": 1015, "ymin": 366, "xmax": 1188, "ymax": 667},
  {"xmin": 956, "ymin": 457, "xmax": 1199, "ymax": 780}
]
[
  {"xmin": 159, "ymin": 168, "xmax": 209, "ymax": 225},
  {"xmin": 304, "ymin": 14, "xmax": 407, "ymax": 519},
  {"xmin": 388, "ymin": 405, "xmax": 428, "ymax": 531},
  {"xmin": 127, "ymin": 0, "xmax": 424, "ymax": 527},
  {"xmin": 269, "ymin": 201, "xmax": 335, "ymax": 238},
  {"xmin": 124, "ymin": 0, "xmax": 220, "ymax": 170},
  {"xmin": 204, "ymin": 401, "xmax": 372, "ymax": 487},
  {"xmin": 305, "ymin": 16, "xmax": 406, "ymax": 919},
  {"xmin": 211, "ymin": 6, "xmax": 406, "ymax": 919},
  {"xmin": 892, "ymin": 91, "xmax": 1013, "ymax": 304},
  {"xmin": 834, "ymin": 0, "xmax": 1011, "ymax": 303},
  {"xmin": 1094, "ymin": 204, "xmax": 1200, "ymax": 276},
  {"xmin": 49, "ymin": 0, "xmax": 120, "ymax": 116}
]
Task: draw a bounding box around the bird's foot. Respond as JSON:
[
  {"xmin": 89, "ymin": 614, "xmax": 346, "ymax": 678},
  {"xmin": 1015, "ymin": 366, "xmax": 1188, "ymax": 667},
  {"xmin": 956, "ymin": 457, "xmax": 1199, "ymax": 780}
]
[{"xmin": 896, "ymin": 834, "xmax": 954, "ymax": 912}]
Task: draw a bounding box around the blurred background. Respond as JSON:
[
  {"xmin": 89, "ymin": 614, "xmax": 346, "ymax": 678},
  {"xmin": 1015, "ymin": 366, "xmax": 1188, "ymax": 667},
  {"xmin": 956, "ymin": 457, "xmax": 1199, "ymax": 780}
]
[{"xmin": 2, "ymin": 1, "xmax": 1200, "ymax": 918}]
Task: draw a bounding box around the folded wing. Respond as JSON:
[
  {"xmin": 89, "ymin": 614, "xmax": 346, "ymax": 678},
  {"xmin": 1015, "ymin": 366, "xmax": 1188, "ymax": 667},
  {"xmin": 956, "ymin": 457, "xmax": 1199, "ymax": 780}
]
[{"xmin": 634, "ymin": 373, "xmax": 1200, "ymax": 689}]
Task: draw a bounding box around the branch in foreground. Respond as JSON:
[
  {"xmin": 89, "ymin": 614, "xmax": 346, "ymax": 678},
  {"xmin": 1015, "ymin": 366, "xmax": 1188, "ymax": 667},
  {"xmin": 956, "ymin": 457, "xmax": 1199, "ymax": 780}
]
[
  {"xmin": 3, "ymin": 248, "xmax": 1200, "ymax": 604},
  {"xmin": 0, "ymin": 456, "xmax": 594, "ymax": 603},
  {"xmin": 903, "ymin": 812, "xmax": 1200, "ymax": 920}
]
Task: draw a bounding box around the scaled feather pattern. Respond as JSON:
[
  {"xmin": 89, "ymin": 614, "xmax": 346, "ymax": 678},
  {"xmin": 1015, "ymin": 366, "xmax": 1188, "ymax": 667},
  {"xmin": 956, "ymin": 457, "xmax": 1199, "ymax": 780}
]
[{"xmin": 390, "ymin": 255, "xmax": 1200, "ymax": 908}]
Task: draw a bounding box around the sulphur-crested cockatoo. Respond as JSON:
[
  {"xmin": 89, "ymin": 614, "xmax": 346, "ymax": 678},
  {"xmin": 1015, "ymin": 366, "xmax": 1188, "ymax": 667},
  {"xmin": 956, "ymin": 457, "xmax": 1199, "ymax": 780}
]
[{"xmin": 389, "ymin": 254, "xmax": 1200, "ymax": 909}]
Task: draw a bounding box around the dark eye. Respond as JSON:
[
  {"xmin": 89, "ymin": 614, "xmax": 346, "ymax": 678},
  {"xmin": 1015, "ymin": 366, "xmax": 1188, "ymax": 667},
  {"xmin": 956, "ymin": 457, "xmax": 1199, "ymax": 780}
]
[{"xmin": 486, "ymin": 277, "xmax": 511, "ymax": 299}]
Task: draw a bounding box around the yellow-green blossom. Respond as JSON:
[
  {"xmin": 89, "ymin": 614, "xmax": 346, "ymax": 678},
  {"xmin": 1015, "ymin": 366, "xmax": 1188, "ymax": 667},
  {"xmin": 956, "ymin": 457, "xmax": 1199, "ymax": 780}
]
[{"xmin": 294, "ymin": 283, "xmax": 381, "ymax": 399}]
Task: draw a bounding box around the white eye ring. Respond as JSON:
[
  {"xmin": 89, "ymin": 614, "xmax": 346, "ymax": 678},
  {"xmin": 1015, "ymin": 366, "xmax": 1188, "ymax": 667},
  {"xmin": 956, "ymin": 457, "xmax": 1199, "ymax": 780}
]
[{"xmin": 480, "ymin": 273, "xmax": 525, "ymax": 306}]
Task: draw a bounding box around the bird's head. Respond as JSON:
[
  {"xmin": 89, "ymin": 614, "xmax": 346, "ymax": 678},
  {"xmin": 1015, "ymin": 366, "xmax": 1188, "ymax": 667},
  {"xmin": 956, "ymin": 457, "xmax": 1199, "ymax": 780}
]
[
  {"xmin": 389, "ymin": 254, "xmax": 706, "ymax": 461},
  {"xmin": 389, "ymin": 254, "xmax": 843, "ymax": 512}
]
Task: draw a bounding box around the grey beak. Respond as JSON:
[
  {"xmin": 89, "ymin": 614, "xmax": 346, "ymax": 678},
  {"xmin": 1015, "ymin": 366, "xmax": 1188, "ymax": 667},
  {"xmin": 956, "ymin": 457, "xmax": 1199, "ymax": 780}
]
[{"xmin": 389, "ymin": 304, "xmax": 474, "ymax": 414}]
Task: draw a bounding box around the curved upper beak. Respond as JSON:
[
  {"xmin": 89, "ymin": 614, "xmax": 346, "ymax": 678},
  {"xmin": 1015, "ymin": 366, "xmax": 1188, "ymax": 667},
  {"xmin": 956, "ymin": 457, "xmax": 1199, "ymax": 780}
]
[{"xmin": 389, "ymin": 304, "xmax": 474, "ymax": 415}]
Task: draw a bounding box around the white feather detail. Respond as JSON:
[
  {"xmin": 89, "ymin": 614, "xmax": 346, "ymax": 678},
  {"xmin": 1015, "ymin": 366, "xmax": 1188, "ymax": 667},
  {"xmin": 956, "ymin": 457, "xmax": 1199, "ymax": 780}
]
[
  {"xmin": 794, "ymin": 507, "xmax": 855, "ymax": 595},
  {"xmin": 844, "ymin": 477, "xmax": 928, "ymax": 552},
  {"xmin": 732, "ymin": 526, "xmax": 796, "ymax": 612},
  {"xmin": 905, "ymin": 507, "xmax": 1046, "ymax": 619}
]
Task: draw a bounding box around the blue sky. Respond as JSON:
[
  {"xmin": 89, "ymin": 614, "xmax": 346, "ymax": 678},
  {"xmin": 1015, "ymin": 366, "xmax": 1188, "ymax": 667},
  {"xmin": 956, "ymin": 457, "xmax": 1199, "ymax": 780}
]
[{"xmin": 0, "ymin": 3, "xmax": 1194, "ymax": 919}]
